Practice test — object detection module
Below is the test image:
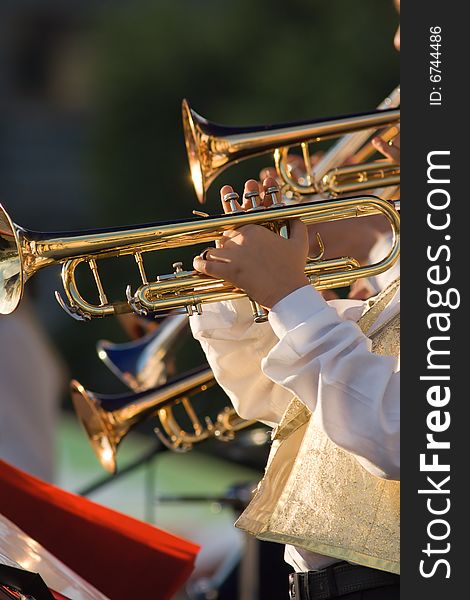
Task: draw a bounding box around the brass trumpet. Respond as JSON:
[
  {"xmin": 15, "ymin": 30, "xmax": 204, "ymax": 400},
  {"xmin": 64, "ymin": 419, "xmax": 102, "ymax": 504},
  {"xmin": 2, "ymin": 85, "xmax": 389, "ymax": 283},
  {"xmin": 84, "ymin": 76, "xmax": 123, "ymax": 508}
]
[
  {"xmin": 320, "ymin": 161, "xmax": 400, "ymax": 197},
  {"xmin": 129, "ymin": 195, "xmax": 400, "ymax": 319},
  {"xmin": 310, "ymin": 86, "xmax": 400, "ymax": 184},
  {"xmin": 1, "ymin": 195, "xmax": 399, "ymax": 322},
  {"xmin": 71, "ymin": 364, "xmax": 254, "ymax": 474},
  {"xmin": 97, "ymin": 313, "xmax": 188, "ymax": 391},
  {"xmin": 182, "ymin": 98, "xmax": 400, "ymax": 204}
]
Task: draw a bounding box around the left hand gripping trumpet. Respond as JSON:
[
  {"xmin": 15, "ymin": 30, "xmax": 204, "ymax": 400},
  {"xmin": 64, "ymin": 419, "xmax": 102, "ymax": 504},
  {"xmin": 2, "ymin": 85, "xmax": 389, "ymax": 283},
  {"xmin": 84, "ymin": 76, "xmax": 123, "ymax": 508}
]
[{"xmin": 0, "ymin": 194, "xmax": 399, "ymax": 322}]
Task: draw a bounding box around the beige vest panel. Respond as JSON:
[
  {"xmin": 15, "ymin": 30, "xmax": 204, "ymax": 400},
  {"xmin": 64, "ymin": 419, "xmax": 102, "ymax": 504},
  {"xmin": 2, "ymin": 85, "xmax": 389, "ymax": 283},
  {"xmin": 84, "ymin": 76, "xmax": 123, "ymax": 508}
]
[{"xmin": 235, "ymin": 281, "xmax": 400, "ymax": 574}]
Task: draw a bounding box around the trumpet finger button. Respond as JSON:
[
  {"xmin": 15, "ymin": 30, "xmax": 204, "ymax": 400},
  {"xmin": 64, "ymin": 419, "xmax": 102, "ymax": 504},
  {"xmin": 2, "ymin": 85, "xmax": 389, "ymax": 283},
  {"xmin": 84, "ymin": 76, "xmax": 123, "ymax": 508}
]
[
  {"xmin": 244, "ymin": 189, "xmax": 262, "ymax": 211},
  {"xmin": 265, "ymin": 185, "xmax": 283, "ymax": 206},
  {"xmin": 223, "ymin": 191, "xmax": 241, "ymax": 213}
]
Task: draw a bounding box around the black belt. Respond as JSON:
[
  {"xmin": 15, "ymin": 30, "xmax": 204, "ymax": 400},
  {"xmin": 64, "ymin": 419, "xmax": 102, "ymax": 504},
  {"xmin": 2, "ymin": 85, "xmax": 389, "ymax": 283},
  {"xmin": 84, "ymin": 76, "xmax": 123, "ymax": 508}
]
[{"xmin": 289, "ymin": 562, "xmax": 399, "ymax": 600}]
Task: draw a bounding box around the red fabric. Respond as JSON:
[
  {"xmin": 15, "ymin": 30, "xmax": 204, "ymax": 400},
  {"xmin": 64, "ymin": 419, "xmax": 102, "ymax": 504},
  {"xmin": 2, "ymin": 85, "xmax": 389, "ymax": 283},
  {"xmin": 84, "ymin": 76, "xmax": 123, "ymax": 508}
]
[{"xmin": 0, "ymin": 461, "xmax": 199, "ymax": 600}]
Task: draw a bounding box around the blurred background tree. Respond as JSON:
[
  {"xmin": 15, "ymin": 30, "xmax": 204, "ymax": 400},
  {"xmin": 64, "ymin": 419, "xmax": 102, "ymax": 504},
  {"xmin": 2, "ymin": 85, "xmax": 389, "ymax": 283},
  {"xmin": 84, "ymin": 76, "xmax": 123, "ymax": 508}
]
[{"xmin": 91, "ymin": 0, "xmax": 398, "ymax": 221}]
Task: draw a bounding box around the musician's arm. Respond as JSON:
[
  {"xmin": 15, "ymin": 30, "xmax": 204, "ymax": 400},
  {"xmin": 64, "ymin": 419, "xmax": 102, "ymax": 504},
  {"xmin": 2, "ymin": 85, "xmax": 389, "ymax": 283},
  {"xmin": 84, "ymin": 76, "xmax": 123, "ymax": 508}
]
[
  {"xmin": 263, "ymin": 285, "xmax": 400, "ymax": 480},
  {"xmin": 190, "ymin": 293, "xmax": 367, "ymax": 428},
  {"xmin": 190, "ymin": 298, "xmax": 294, "ymax": 427}
]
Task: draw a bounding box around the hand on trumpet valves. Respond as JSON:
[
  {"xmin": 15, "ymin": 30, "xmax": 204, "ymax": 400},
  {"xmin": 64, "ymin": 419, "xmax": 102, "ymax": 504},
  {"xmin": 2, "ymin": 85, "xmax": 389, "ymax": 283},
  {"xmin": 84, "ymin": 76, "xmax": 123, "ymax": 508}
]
[
  {"xmin": 240, "ymin": 177, "xmax": 383, "ymax": 272},
  {"xmin": 220, "ymin": 177, "xmax": 278, "ymax": 213},
  {"xmin": 193, "ymin": 178, "xmax": 309, "ymax": 310}
]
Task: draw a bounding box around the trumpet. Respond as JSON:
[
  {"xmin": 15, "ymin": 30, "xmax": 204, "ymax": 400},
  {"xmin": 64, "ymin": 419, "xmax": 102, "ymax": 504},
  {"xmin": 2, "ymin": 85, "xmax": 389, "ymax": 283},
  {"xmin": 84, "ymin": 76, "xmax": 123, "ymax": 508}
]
[
  {"xmin": 97, "ymin": 313, "xmax": 189, "ymax": 391},
  {"xmin": 182, "ymin": 98, "xmax": 400, "ymax": 204},
  {"xmin": 129, "ymin": 195, "xmax": 400, "ymax": 320},
  {"xmin": 310, "ymin": 86, "xmax": 400, "ymax": 184},
  {"xmin": 71, "ymin": 364, "xmax": 254, "ymax": 474},
  {"xmin": 1, "ymin": 195, "xmax": 399, "ymax": 322}
]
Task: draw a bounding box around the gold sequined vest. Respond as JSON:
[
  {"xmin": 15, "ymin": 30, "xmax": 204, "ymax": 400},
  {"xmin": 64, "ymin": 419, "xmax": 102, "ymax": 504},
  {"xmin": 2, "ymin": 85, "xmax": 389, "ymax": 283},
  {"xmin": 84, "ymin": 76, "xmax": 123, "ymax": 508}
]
[{"xmin": 235, "ymin": 280, "xmax": 400, "ymax": 574}]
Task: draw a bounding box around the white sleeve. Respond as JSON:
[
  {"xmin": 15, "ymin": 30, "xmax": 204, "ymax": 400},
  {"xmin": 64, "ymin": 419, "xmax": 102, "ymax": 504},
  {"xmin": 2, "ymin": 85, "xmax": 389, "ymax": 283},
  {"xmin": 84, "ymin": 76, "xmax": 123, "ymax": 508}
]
[
  {"xmin": 263, "ymin": 285, "xmax": 400, "ymax": 480},
  {"xmin": 190, "ymin": 298, "xmax": 294, "ymax": 427}
]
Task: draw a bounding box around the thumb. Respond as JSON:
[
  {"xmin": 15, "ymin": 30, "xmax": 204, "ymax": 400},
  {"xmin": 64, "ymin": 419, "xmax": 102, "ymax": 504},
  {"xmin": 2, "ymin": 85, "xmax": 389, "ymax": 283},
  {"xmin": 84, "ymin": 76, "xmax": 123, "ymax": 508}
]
[{"xmin": 287, "ymin": 219, "xmax": 309, "ymax": 252}]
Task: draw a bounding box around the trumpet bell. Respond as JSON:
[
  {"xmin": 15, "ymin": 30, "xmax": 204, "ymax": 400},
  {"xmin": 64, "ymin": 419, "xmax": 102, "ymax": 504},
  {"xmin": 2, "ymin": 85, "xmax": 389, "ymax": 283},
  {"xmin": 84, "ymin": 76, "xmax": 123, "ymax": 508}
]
[
  {"xmin": 182, "ymin": 99, "xmax": 208, "ymax": 205},
  {"xmin": 98, "ymin": 332, "xmax": 165, "ymax": 392},
  {"xmin": 97, "ymin": 313, "xmax": 188, "ymax": 391},
  {"xmin": 182, "ymin": 99, "xmax": 239, "ymax": 204},
  {"xmin": 0, "ymin": 204, "xmax": 24, "ymax": 315},
  {"xmin": 71, "ymin": 380, "xmax": 123, "ymax": 474}
]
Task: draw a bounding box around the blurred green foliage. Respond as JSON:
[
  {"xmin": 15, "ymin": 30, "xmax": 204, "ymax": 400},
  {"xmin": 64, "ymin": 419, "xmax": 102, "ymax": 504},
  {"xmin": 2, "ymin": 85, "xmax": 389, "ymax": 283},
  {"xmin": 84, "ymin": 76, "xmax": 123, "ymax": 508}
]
[{"xmin": 89, "ymin": 0, "xmax": 398, "ymax": 220}]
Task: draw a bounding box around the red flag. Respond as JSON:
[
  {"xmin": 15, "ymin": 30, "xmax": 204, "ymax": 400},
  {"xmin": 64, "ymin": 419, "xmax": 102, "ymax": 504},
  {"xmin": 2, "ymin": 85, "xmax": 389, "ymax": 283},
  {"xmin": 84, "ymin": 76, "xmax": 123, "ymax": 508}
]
[{"xmin": 0, "ymin": 460, "xmax": 199, "ymax": 600}]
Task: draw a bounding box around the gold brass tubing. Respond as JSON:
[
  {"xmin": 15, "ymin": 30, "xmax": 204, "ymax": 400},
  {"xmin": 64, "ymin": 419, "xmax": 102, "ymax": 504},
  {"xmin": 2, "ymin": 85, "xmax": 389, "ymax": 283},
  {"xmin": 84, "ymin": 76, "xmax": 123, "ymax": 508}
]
[
  {"xmin": 129, "ymin": 195, "xmax": 399, "ymax": 315},
  {"xmin": 276, "ymin": 146, "xmax": 400, "ymax": 196},
  {"xmin": 353, "ymin": 125, "xmax": 400, "ymax": 164},
  {"xmin": 134, "ymin": 252, "xmax": 148, "ymax": 284},
  {"xmin": 310, "ymin": 92, "xmax": 400, "ymax": 183},
  {"xmin": 321, "ymin": 162, "xmax": 400, "ymax": 196},
  {"xmin": 210, "ymin": 406, "xmax": 256, "ymax": 441},
  {"xmin": 301, "ymin": 142, "xmax": 313, "ymax": 187},
  {"xmin": 58, "ymin": 258, "xmax": 124, "ymax": 319},
  {"xmin": 156, "ymin": 404, "xmax": 255, "ymax": 450},
  {"xmin": 1, "ymin": 195, "xmax": 399, "ymax": 320},
  {"xmin": 88, "ymin": 258, "xmax": 108, "ymax": 306},
  {"xmin": 156, "ymin": 400, "xmax": 209, "ymax": 451},
  {"xmin": 133, "ymin": 257, "xmax": 360, "ymax": 314}
]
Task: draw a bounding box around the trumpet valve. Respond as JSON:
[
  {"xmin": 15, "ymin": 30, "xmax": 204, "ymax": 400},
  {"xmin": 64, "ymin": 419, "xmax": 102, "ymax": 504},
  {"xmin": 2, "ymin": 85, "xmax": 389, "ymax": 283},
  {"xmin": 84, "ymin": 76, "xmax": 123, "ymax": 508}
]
[
  {"xmin": 265, "ymin": 185, "xmax": 283, "ymax": 207},
  {"xmin": 223, "ymin": 191, "xmax": 242, "ymax": 213},
  {"xmin": 186, "ymin": 302, "xmax": 203, "ymax": 317},
  {"xmin": 173, "ymin": 261, "xmax": 184, "ymax": 274},
  {"xmin": 244, "ymin": 189, "xmax": 263, "ymax": 211}
]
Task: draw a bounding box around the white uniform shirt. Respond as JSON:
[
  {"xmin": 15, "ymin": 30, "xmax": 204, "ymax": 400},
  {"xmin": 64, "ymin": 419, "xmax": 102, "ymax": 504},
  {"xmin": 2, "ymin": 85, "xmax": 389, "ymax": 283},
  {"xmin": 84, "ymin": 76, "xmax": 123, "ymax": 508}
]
[
  {"xmin": 368, "ymin": 232, "xmax": 401, "ymax": 294},
  {"xmin": 190, "ymin": 284, "xmax": 400, "ymax": 571}
]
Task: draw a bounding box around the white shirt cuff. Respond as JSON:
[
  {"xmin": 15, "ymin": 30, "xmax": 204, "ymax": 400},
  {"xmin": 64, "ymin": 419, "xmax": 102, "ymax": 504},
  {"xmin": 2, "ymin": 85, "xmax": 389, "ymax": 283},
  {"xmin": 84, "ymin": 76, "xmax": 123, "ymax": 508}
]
[{"xmin": 268, "ymin": 284, "xmax": 327, "ymax": 339}]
